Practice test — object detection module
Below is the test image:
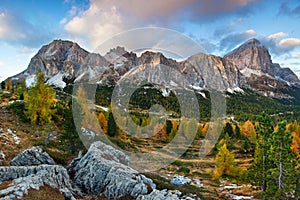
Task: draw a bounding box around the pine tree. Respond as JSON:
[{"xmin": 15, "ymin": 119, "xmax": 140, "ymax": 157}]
[
  {"xmin": 213, "ymin": 143, "xmax": 237, "ymax": 180},
  {"xmin": 107, "ymin": 112, "xmax": 118, "ymax": 137},
  {"xmin": 18, "ymin": 79, "xmax": 27, "ymax": 100},
  {"xmin": 24, "ymin": 70, "xmax": 56, "ymax": 124},
  {"xmin": 166, "ymin": 119, "xmax": 173, "ymax": 135},
  {"xmin": 265, "ymin": 121, "xmax": 297, "ymax": 199},
  {"xmin": 1, "ymin": 81, "xmax": 5, "ymax": 90},
  {"xmin": 235, "ymin": 123, "xmax": 241, "ymax": 139},
  {"xmin": 59, "ymin": 101, "xmax": 84, "ymax": 154},
  {"xmin": 223, "ymin": 122, "xmax": 234, "ymax": 137},
  {"xmin": 251, "ymin": 113, "xmax": 274, "ymax": 192}
]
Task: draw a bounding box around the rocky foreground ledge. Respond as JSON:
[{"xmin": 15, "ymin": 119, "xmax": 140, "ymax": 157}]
[{"xmin": 0, "ymin": 140, "xmax": 196, "ymax": 200}]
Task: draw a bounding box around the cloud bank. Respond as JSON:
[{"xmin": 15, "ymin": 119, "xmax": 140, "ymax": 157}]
[{"xmin": 63, "ymin": 0, "xmax": 259, "ymax": 49}]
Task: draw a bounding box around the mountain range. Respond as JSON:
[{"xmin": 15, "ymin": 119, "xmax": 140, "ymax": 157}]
[{"xmin": 10, "ymin": 38, "xmax": 300, "ymax": 100}]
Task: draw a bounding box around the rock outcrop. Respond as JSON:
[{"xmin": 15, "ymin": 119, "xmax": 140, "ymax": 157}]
[
  {"xmin": 122, "ymin": 51, "xmax": 244, "ymax": 91},
  {"xmin": 225, "ymin": 38, "xmax": 300, "ymax": 86},
  {"xmin": 10, "ymin": 146, "xmax": 55, "ymax": 166},
  {"xmin": 224, "ymin": 38, "xmax": 300, "ymax": 98},
  {"xmin": 67, "ymin": 141, "xmax": 156, "ymax": 199},
  {"xmin": 0, "ymin": 165, "xmax": 76, "ymax": 200},
  {"xmin": 0, "ymin": 137, "xmax": 194, "ymax": 199},
  {"xmin": 137, "ymin": 189, "xmax": 182, "ymax": 200}
]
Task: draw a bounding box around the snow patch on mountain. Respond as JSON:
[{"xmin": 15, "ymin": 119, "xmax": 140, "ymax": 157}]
[
  {"xmin": 227, "ymin": 87, "xmax": 244, "ymax": 94},
  {"xmin": 46, "ymin": 72, "xmax": 66, "ymax": 88},
  {"xmin": 25, "ymin": 75, "xmax": 36, "ymax": 87}
]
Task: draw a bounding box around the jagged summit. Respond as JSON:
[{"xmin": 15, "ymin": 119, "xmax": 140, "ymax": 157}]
[
  {"xmin": 13, "ymin": 40, "xmax": 89, "ymax": 81},
  {"xmin": 242, "ymin": 38, "xmax": 263, "ymax": 47},
  {"xmin": 224, "ymin": 38, "xmax": 300, "ymax": 97},
  {"xmin": 9, "ymin": 38, "xmax": 300, "ymax": 99},
  {"xmin": 225, "ymin": 38, "xmax": 266, "ymax": 57}
]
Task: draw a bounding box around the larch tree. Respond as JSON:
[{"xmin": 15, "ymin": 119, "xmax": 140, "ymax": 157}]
[
  {"xmin": 75, "ymin": 84, "xmax": 98, "ymax": 131},
  {"xmin": 287, "ymin": 121, "xmax": 300, "ymax": 156},
  {"xmin": 24, "ymin": 69, "xmax": 56, "ymax": 124},
  {"xmin": 213, "ymin": 143, "xmax": 237, "ymax": 180},
  {"xmin": 241, "ymin": 120, "xmax": 257, "ymax": 143},
  {"xmin": 98, "ymin": 112, "xmax": 107, "ymax": 134},
  {"xmin": 6, "ymin": 78, "xmax": 13, "ymax": 93}
]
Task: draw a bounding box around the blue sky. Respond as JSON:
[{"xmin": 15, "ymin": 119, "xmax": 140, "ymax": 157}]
[{"xmin": 0, "ymin": 0, "xmax": 300, "ymax": 81}]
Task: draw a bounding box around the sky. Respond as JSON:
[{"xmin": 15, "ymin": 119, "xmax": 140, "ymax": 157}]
[{"xmin": 0, "ymin": 0, "xmax": 300, "ymax": 81}]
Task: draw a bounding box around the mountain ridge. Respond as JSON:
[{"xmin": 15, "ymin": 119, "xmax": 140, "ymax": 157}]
[{"xmin": 9, "ymin": 38, "xmax": 300, "ymax": 99}]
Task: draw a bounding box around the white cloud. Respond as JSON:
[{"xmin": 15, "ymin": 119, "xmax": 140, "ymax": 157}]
[
  {"xmin": 63, "ymin": 0, "xmax": 259, "ymax": 50},
  {"xmin": 289, "ymin": 52, "xmax": 300, "ymax": 59},
  {"xmin": 245, "ymin": 29, "xmax": 256, "ymax": 35},
  {"xmin": 64, "ymin": 3, "xmax": 123, "ymax": 49},
  {"xmin": 268, "ymin": 32, "xmax": 287, "ymax": 40},
  {"xmin": 219, "ymin": 29, "xmax": 257, "ymax": 53},
  {"xmin": 278, "ymin": 38, "xmax": 300, "ymax": 49}
]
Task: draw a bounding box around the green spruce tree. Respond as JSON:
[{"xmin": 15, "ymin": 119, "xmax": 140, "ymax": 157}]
[{"xmin": 107, "ymin": 112, "xmax": 118, "ymax": 137}]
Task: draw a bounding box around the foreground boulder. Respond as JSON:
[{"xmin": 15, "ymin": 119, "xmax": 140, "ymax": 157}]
[
  {"xmin": 10, "ymin": 146, "xmax": 55, "ymax": 166},
  {"xmin": 0, "ymin": 138, "xmax": 188, "ymax": 199},
  {"xmin": 171, "ymin": 175, "xmax": 191, "ymax": 186},
  {"xmin": 67, "ymin": 141, "xmax": 156, "ymax": 199},
  {"xmin": 137, "ymin": 189, "xmax": 181, "ymax": 200},
  {"xmin": 0, "ymin": 165, "xmax": 76, "ymax": 199}
]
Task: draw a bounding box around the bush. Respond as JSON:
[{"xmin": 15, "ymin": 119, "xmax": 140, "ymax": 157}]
[
  {"xmin": 178, "ymin": 166, "xmax": 190, "ymax": 174},
  {"xmin": 43, "ymin": 148, "xmax": 70, "ymax": 165}
]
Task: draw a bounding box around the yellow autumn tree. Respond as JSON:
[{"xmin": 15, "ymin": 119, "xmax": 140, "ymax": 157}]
[
  {"xmin": 76, "ymin": 84, "xmax": 98, "ymax": 131},
  {"xmin": 6, "ymin": 78, "xmax": 13, "ymax": 93},
  {"xmin": 287, "ymin": 121, "xmax": 300, "ymax": 156},
  {"xmin": 24, "ymin": 70, "xmax": 56, "ymax": 124},
  {"xmin": 213, "ymin": 143, "xmax": 237, "ymax": 180},
  {"xmin": 98, "ymin": 112, "xmax": 107, "ymax": 134},
  {"xmin": 241, "ymin": 120, "xmax": 256, "ymax": 143},
  {"xmin": 202, "ymin": 123, "xmax": 210, "ymax": 136}
]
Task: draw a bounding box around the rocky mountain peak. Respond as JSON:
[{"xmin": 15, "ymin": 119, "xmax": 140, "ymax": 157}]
[
  {"xmin": 13, "ymin": 39, "xmax": 89, "ymax": 82},
  {"xmin": 224, "ymin": 38, "xmax": 271, "ymax": 73},
  {"xmin": 138, "ymin": 51, "xmax": 175, "ymax": 66},
  {"xmin": 225, "ymin": 38, "xmax": 299, "ymax": 85},
  {"xmin": 224, "ymin": 38, "xmax": 300, "ymax": 98}
]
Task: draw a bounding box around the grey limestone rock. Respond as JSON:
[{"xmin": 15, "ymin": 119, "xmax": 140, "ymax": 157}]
[
  {"xmin": 67, "ymin": 141, "xmax": 155, "ymax": 199},
  {"xmin": 10, "ymin": 146, "xmax": 55, "ymax": 166},
  {"xmin": 0, "ymin": 165, "xmax": 76, "ymax": 200}
]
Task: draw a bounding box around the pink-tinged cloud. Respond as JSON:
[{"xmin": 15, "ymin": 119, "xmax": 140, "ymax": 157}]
[
  {"xmin": 89, "ymin": 0, "xmax": 258, "ymax": 20},
  {"xmin": 279, "ymin": 38, "xmax": 300, "ymax": 49},
  {"xmin": 64, "ymin": 0, "xmax": 259, "ymax": 49},
  {"xmin": 268, "ymin": 32, "xmax": 287, "ymax": 41}
]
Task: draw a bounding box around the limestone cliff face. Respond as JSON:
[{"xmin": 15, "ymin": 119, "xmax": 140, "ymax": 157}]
[
  {"xmin": 10, "ymin": 38, "xmax": 300, "ymax": 98},
  {"xmin": 123, "ymin": 51, "xmax": 244, "ymax": 91},
  {"xmin": 18, "ymin": 40, "xmax": 89, "ymax": 79},
  {"xmin": 225, "ymin": 38, "xmax": 300, "ymax": 85},
  {"xmin": 224, "ymin": 38, "xmax": 300, "ymax": 98}
]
